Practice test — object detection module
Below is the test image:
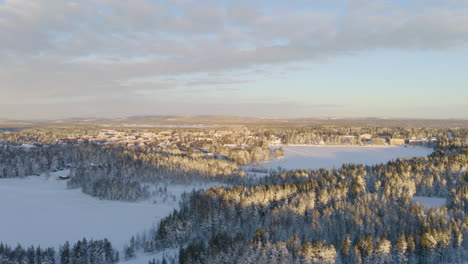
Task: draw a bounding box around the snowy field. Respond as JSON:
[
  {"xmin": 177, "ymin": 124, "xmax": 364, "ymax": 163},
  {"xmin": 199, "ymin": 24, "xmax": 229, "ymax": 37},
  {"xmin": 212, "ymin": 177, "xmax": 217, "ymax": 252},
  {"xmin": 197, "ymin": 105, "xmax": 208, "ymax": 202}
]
[
  {"xmin": 121, "ymin": 248, "xmax": 179, "ymax": 264},
  {"xmin": 0, "ymin": 171, "xmax": 217, "ymax": 251},
  {"xmin": 412, "ymin": 196, "xmax": 447, "ymax": 209},
  {"xmin": 252, "ymin": 145, "xmax": 433, "ymax": 171}
]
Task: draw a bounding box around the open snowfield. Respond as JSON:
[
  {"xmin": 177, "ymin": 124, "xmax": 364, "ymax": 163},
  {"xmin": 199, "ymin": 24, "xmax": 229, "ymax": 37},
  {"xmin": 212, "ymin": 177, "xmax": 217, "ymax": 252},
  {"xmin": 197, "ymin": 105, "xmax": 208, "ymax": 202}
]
[
  {"xmin": 412, "ymin": 196, "xmax": 447, "ymax": 209},
  {"xmin": 253, "ymin": 145, "xmax": 433, "ymax": 171},
  {"xmin": 0, "ymin": 171, "xmax": 217, "ymax": 251},
  {"xmin": 121, "ymin": 248, "xmax": 179, "ymax": 264}
]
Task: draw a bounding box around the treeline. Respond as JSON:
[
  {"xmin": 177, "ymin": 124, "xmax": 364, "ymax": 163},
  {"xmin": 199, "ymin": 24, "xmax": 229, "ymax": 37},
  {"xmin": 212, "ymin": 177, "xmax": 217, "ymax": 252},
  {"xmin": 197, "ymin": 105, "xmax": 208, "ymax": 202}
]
[
  {"xmin": 1, "ymin": 126, "xmax": 467, "ymax": 150},
  {"xmin": 0, "ymin": 142, "xmax": 244, "ymax": 201},
  {"xmin": 0, "ymin": 128, "xmax": 99, "ymax": 144},
  {"xmin": 0, "ymin": 141, "xmax": 257, "ymax": 201},
  {"xmin": 68, "ymin": 170, "xmax": 149, "ymax": 201},
  {"xmin": 67, "ymin": 147, "xmax": 242, "ymax": 201},
  {"xmin": 0, "ymin": 144, "xmax": 96, "ymax": 178},
  {"xmin": 0, "ymin": 238, "xmax": 118, "ymax": 264},
  {"xmin": 265, "ymin": 127, "xmax": 467, "ymax": 146},
  {"xmin": 0, "ymin": 126, "xmax": 278, "ymax": 166},
  {"xmin": 145, "ymin": 146, "xmax": 468, "ymax": 263}
]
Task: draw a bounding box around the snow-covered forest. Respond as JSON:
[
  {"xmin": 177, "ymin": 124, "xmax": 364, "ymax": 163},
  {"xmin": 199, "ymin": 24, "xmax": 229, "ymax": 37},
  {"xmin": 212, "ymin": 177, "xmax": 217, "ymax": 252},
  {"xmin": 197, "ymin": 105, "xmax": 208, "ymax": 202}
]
[
  {"xmin": 135, "ymin": 145, "xmax": 468, "ymax": 264},
  {"xmin": 0, "ymin": 125, "xmax": 467, "ymax": 263}
]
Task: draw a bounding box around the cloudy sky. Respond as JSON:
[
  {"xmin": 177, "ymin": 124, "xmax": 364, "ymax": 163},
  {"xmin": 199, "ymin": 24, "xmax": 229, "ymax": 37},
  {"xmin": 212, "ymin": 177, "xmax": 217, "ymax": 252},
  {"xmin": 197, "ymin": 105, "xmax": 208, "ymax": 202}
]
[{"xmin": 1, "ymin": 0, "xmax": 467, "ymax": 119}]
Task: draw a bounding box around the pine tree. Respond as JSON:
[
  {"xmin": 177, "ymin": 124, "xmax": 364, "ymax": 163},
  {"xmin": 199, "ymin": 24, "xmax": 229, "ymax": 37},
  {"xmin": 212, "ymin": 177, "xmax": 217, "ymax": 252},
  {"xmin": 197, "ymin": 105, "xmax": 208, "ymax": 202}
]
[
  {"xmin": 43, "ymin": 248, "xmax": 56, "ymax": 264},
  {"xmin": 341, "ymin": 234, "xmax": 352, "ymax": 263},
  {"xmin": 27, "ymin": 246, "xmax": 35, "ymax": 264},
  {"xmin": 60, "ymin": 242, "xmax": 71, "ymax": 264},
  {"xmin": 103, "ymin": 239, "xmax": 115, "ymax": 264},
  {"xmin": 124, "ymin": 245, "xmax": 135, "ymax": 260},
  {"xmin": 394, "ymin": 234, "xmax": 407, "ymax": 263},
  {"xmin": 36, "ymin": 246, "xmax": 43, "ymax": 264}
]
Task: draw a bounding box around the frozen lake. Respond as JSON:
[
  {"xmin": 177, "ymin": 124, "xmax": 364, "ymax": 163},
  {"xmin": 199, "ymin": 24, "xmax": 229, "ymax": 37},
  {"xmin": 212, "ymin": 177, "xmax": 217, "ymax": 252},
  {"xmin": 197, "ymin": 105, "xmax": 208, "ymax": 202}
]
[
  {"xmin": 253, "ymin": 145, "xmax": 433, "ymax": 171},
  {"xmin": 0, "ymin": 171, "xmax": 216, "ymax": 250}
]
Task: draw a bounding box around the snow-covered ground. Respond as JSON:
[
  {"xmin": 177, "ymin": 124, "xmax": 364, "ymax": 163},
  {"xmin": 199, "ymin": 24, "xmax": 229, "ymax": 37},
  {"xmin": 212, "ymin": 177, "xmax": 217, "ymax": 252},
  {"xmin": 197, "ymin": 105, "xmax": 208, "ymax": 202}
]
[
  {"xmin": 412, "ymin": 196, "xmax": 447, "ymax": 209},
  {"xmin": 251, "ymin": 145, "xmax": 433, "ymax": 171},
  {"xmin": 0, "ymin": 171, "xmax": 219, "ymax": 252},
  {"xmin": 121, "ymin": 248, "xmax": 179, "ymax": 264}
]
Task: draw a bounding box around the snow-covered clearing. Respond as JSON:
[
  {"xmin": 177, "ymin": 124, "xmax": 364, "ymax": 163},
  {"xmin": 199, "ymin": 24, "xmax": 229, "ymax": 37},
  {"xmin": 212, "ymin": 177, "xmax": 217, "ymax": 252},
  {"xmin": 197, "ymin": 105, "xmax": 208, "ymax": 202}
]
[
  {"xmin": 0, "ymin": 171, "xmax": 219, "ymax": 251},
  {"xmin": 252, "ymin": 145, "xmax": 433, "ymax": 171},
  {"xmin": 121, "ymin": 248, "xmax": 179, "ymax": 264},
  {"xmin": 412, "ymin": 196, "xmax": 447, "ymax": 209}
]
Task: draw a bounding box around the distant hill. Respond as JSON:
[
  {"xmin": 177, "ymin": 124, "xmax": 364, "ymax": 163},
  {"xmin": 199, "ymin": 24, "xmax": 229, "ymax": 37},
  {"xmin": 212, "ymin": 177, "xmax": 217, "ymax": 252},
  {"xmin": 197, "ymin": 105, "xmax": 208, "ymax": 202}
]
[
  {"xmin": 1, "ymin": 116, "xmax": 468, "ymax": 128},
  {"xmin": 0, "ymin": 120, "xmax": 33, "ymax": 128},
  {"xmin": 124, "ymin": 115, "xmax": 177, "ymax": 121}
]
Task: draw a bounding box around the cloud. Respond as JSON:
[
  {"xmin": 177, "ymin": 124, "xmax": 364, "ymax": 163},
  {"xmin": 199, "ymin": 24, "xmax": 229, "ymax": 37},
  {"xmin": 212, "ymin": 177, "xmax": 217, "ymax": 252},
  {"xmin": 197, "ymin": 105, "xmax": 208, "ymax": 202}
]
[
  {"xmin": 0, "ymin": 0, "xmax": 467, "ymax": 118},
  {"xmin": 185, "ymin": 79, "xmax": 254, "ymax": 87},
  {"xmin": 0, "ymin": 98, "xmax": 346, "ymax": 120}
]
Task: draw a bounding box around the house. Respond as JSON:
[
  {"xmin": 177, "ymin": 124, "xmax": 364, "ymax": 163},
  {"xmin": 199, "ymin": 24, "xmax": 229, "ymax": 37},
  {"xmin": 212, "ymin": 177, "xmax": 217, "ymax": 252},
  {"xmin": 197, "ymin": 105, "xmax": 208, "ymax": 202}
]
[
  {"xmin": 359, "ymin": 134, "xmax": 372, "ymax": 140},
  {"xmin": 269, "ymin": 136, "xmax": 283, "ymax": 145},
  {"xmin": 388, "ymin": 138, "xmax": 406, "ymax": 145},
  {"xmin": 409, "ymin": 139, "xmax": 426, "ymax": 145}
]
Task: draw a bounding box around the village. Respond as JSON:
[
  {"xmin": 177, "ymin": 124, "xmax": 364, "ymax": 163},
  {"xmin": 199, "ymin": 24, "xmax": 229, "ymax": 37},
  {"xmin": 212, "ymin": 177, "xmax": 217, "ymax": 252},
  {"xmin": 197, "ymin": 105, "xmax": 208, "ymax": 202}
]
[{"xmin": 1, "ymin": 127, "xmax": 445, "ymax": 152}]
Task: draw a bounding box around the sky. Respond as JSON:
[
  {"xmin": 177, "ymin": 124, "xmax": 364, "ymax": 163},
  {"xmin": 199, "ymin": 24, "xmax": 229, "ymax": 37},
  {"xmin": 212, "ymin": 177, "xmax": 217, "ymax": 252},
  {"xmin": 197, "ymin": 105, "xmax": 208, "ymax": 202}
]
[{"xmin": 0, "ymin": 0, "xmax": 467, "ymax": 120}]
